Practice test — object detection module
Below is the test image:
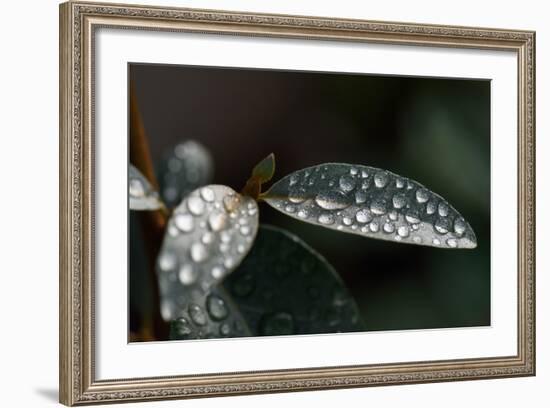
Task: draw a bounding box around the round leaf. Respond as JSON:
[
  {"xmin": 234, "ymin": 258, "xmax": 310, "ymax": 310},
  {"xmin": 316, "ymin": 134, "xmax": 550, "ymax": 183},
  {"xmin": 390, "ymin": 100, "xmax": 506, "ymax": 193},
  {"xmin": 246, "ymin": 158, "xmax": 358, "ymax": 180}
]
[
  {"xmin": 157, "ymin": 185, "xmax": 259, "ymax": 338},
  {"xmin": 222, "ymin": 225, "xmax": 366, "ymax": 336}
]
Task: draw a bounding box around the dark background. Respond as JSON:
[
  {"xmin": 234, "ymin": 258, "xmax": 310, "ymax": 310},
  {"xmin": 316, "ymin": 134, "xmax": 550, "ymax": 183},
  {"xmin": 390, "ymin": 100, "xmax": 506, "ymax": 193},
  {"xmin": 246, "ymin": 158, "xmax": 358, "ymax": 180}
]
[{"xmin": 130, "ymin": 63, "xmax": 490, "ymax": 333}]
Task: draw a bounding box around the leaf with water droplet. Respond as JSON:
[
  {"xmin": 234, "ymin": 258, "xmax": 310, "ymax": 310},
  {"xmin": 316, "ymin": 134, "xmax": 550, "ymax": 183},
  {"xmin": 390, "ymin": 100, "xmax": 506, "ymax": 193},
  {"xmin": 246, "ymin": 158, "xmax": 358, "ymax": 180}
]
[
  {"xmin": 157, "ymin": 140, "xmax": 214, "ymax": 208},
  {"xmin": 263, "ymin": 163, "xmax": 477, "ymax": 249},
  {"xmin": 221, "ymin": 225, "xmax": 366, "ymax": 335},
  {"xmin": 158, "ymin": 185, "xmax": 258, "ymax": 339},
  {"xmin": 129, "ymin": 164, "xmax": 164, "ymax": 210}
]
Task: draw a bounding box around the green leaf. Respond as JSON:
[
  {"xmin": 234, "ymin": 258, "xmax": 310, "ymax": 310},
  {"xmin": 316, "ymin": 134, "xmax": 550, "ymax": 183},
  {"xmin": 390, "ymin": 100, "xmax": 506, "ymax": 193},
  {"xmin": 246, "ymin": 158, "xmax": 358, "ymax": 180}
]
[
  {"xmin": 252, "ymin": 153, "xmax": 275, "ymax": 184},
  {"xmin": 221, "ymin": 225, "xmax": 366, "ymax": 335},
  {"xmin": 129, "ymin": 164, "xmax": 164, "ymax": 211},
  {"xmin": 262, "ymin": 163, "xmax": 476, "ymax": 249},
  {"xmin": 157, "ymin": 185, "xmax": 259, "ymax": 339},
  {"xmin": 157, "ymin": 140, "xmax": 214, "ymax": 208}
]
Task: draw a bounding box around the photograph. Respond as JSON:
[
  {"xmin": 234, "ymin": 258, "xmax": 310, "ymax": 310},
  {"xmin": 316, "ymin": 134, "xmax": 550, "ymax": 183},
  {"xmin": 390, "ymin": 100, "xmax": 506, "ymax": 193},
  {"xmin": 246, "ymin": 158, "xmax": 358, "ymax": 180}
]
[
  {"xmin": 58, "ymin": 2, "xmax": 535, "ymax": 404},
  {"xmin": 128, "ymin": 64, "xmax": 490, "ymax": 342}
]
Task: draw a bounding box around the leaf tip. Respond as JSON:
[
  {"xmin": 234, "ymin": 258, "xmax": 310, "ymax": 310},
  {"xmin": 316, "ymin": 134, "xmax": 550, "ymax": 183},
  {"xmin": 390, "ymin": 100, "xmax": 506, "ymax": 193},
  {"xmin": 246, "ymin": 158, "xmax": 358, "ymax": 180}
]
[{"xmin": 252, "ymin": 153, "xmax": 276, "ymax": 184}]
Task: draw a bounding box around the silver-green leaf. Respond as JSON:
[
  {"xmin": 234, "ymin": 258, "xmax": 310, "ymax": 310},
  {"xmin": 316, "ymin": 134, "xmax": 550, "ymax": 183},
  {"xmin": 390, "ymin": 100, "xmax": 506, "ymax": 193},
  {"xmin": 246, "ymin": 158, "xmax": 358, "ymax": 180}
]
[
  {"xmin": 157, "ymin": 185, "xmax": 259, "ymax": 338},
  {"xmin": 129, "ymin": 164, "xmax": 163, "ymax": 211},
  {"xmin": 263, "ymin": 163, "xmax": 476, "ymax": 249}
]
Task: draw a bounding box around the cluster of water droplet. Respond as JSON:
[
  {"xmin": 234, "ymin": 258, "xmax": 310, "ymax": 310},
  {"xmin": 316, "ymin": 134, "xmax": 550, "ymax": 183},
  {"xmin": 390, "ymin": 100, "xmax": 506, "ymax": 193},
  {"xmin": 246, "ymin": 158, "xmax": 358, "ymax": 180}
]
[
  {"xmin": 158, "ymin": 140, "xmax": 214, "ymax": 208},
  {"xmin": 264, "ymin": 164, "xmax": 475, "ymax": 249},
  {"xmin": 222, "ymin": 225, "xmax": 365, "ymax": 336},
  {"xmin": 169, "ymin": 290, "xmax": 243, "ymax": 340},
  {"xmin": 157, "ymin": 185, "xmax": 258, "ymax": 338}
]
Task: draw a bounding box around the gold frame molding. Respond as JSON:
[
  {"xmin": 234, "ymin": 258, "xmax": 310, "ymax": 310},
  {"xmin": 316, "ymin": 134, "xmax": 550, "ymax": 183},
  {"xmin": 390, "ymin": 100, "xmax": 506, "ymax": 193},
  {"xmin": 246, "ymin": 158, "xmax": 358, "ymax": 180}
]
[{"xmin": 59, "ymin": 1, "xmax": 536, "ymax": 405}]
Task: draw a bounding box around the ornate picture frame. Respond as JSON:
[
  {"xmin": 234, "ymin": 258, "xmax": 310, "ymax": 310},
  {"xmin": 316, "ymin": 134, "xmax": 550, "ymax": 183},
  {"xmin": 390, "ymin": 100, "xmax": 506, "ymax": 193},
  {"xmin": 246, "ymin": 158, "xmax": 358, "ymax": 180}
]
[{"xmin": 59, "ymin": 1, "xmax": 535, "ymax": 405}]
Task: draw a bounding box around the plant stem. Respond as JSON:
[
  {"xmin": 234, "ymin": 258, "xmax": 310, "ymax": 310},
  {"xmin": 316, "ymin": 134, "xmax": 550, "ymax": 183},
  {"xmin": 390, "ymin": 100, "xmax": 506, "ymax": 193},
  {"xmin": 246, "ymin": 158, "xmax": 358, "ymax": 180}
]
[{"xmin": 129, "ymin": 81, "xmax": 169, "ymax": 340}]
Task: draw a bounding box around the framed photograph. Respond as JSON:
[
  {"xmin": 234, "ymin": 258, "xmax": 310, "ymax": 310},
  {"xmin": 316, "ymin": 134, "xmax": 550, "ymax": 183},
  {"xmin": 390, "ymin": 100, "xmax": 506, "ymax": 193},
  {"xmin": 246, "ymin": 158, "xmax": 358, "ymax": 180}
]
[{"xmin": 59, "ymin": 1, "xmax": 536, "ymax": 405}]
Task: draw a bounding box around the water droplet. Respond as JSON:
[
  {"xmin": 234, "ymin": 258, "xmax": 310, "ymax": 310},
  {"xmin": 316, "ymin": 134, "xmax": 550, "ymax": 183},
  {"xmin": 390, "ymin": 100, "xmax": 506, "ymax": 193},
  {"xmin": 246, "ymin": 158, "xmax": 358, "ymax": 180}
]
[
  {"xmin": 369, "ymin": 221, "xmax": 380, "ymax": 232},
  {"xmin": 392, "ymin": 193, "xmax": 407, "ymax": 209},
  {"xmin": 200, "ymin": 187, "xmax": 215, "ymax": 202},
  {"xmin": 434, "ymin": 218, "xmax": 451, "ymax": 234},
  {"xmin": 172, "ymin": 317, "xmax": 193, "ymax": 338},
  {"xmin": 355, "ymin": 209, "xmax": 372, "ymax": 224},
  {"xmin": 129, "ymin": 178, "xmax": 145, "ymax": 197},
  {"xmin": 223, "ymin": 194, "xmax": 240, "ymax": 212},
  {"xmin": 383, "ymin": 222, "xmax": 395, "ymax": 233},
  {"xmin": 178, "ymin": 264, "xmax": 196, "ymax": 285},
  {"xmin": 289, "ymin": 174, "xmax": 300, "ymax": 187},
  {"xmin": 219, "ymin": 323, "xmax": 231, "ymax": 336},
  {"xmin": 397, "ymin": 226, "xmax": 410, "ymax": 238},
  {"xmin": 438, "ymin": 202, "xmax": 449, "ymax": 217},
  {"xmin": 374, "ymin": 171, "xmax": 389, "ymax": 188},
  {"xmin": 220, "ymin": 230, "xmax": 231, "ymax": 243},
  {"xmin": 343, "ymin": 216, "xmax": 353, "ymax": 226},
  {"xmin": 239, "ymin": 225, "xmax": 251, "ymax": 236},
  {"xmin": 206, "ymin": 295, "xmax": 228, "ymax": 321},
  {"xmin": 350, "ymin": 167, "xmax": 359, "ymax": 176},
  {"xmin": 208, "ymin": 211, "xmax": 227, "ymax": 232},
  {"xmin": 454, "ymin": 218, "xmax": 467, "ymax": 236},
  {"xmin": 260, "ymin": 312, "xmax": 294, "ymax": 336},
  {"xmin": 339, "ymin": 175, "xmax": 355, "ymax": 192},
  {"xmin": 174, "ymin": 213, "xmax": 194, "ymax": 232},
  {"xmin": 446, "ymin": 238, "xmax": 458, "ymax": 248},
  {"xmin": 288, "ymin": 187, "xmax": 308, "ymax": 203},
  {"xmin": 405, "ymin": 211, "xmax": 421, "ymax": 224},
  {"xmin": 297, "ymin": 209, "xmax": 308, "ymax": 219},
  {"xmin": 395, "ymin": 178, "xmax": 405, "ymax": 189},
  {"xmin": 187, "ymin": 196, "xmax": 205, "ymax": 216},
  {"xmin": 201, "ymin": 232, "xmax": 214, "ymax": 245},
  {"xmin": 315, "ymin": 191, "xmax": 350, "ymax": 210},
  {"xmin": 370, "ymin": 198, "xmax": 388, "ymax": 215},
  {"xmin": 190, "ymin": 243, "xmax": 208, "ymax": 262},
  {"xmin": 413, "ymin": 236, "xmax": 422, "ymax": 244},
  {"xmin": 219, "ymin": 243, "xmax": 229, "ymax": 252},
  {"xmin": 426, "ymin": 201, "xmax": 437, "ymax": 214},
  {"xmin": 351, "ymin": 189, "xmax": 366, "ymax": 205},
  {"xmin": 158, "ymin": 252, "xmax": 177, "ymax": 272},
  {"xmin": 160, "ymin": 301, "xmax": 173, "ymax": 321},
  {"xmin": 221, "ymin": 255, "xmax": 235, "ymax": 269},
  {"xmin": 433, "ymin": 238, "xmax": 441, "ymax": 245},
  {"xmin": 318, "ymin": 213, "xmax": 335, "ymax": 225},
  {"xmin": 351, "ymin": 224, "xmax": 358, "ymax": 230},
  {"xmin": 167, "ymin": 224, "xmax": 179, "ymax": 237},
  {"xmin": 361, "ymin": 169, "xmax": 369, "ymax": 178},
  {"xmin": 284, "ymin": 204, "xmax": 296, "ymax": 213},
  {"xmin": 389, "ymin": 211, "xmax": 398, "ymax": 221},
  {"xmin": 416, "ymin": 189, "xmax": 429, "ymax": 203},
  {"xmin": 189, "ymin": 304, "xmax": 207, "ymax": 326}
]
